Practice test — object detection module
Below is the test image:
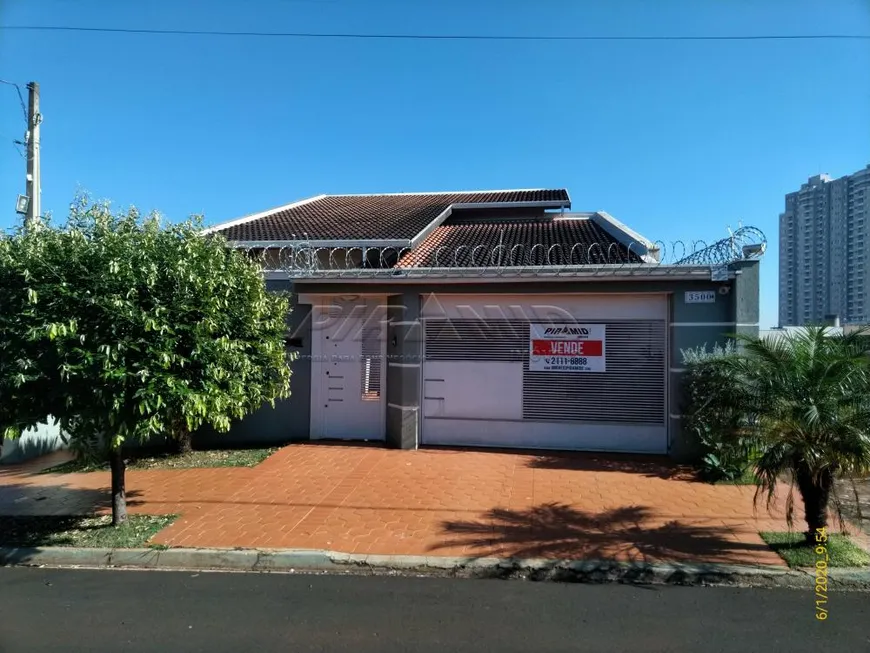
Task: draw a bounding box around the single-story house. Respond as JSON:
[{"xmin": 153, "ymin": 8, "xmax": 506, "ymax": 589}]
[{"xmin": 199, "ymin": 188, "xmax": 763, "ymax": 461}]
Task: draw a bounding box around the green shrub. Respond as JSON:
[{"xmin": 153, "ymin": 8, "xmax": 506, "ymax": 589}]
[{"xmin": 682, "ymin": 343, "xmax": 757, "ymax": 482}]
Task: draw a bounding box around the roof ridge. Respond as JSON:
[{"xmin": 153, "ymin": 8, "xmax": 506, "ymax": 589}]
[{"xmin": 326, "ymin": 188, "xmax": 565, "ymax": 198}]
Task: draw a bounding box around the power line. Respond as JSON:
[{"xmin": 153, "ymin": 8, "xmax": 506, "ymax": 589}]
[
  {"xmin": 0, "ymin": 79, "xmax": 28, "ymax": 123},
  {"xmin": 0, "ymin": 133, "xmax": 26, "ymax": 158},
  {"xmin": 1, "ymin": 25, "xmax": 869, "ymax": 41}
]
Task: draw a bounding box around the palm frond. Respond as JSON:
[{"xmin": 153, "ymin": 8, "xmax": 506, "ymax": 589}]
[{"xmin": 705, "ymin": 326, "xmax": 870, "ymax": 532}]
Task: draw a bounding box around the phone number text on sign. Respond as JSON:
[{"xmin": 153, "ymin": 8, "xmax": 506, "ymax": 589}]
[{"xmin": 529, "ymin": 323, "xmax": 606, "ymax": 372}]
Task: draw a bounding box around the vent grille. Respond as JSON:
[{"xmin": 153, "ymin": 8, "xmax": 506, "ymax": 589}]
[
  {"xmin": 360, "ymin": 311, "xmax": 382, "ymax": 401},
  {"xmin": 424, "ymin": 318, "xmax": 665, "ymax": 425}
]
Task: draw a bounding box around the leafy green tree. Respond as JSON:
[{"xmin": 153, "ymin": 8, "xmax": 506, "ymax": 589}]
[
  {"xmin": 0, "ymin": 197, "xmax": 292, "ymax": 524},
  {"xmin": 714, "ymin": 328, "xmax": 870, "ymax": 542}
]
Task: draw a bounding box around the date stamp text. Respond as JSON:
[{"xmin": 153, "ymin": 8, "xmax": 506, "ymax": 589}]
[{"xmin": 814, "ymin": 527, "xmax": 828, "ymax": 621}]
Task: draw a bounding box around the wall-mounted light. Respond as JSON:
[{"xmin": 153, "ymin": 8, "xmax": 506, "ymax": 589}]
[{"xmin": 15, "ymin": 194, "xmax": 29, "ymax": 215}]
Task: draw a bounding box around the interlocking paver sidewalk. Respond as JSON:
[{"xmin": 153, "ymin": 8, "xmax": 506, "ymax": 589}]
[{"xmin": 3, "ymin": 443, "xmax": 852, "ymax": 567}]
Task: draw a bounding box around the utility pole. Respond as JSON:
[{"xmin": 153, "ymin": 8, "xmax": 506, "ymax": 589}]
[{"xmin": 25, "ymin": 81, "xmax": 41, "ymax": 229}]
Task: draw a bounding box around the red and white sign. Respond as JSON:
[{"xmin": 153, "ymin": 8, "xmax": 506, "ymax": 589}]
[{"xmin": 529, "ymin": 323, "xmax": 606, "ymax": 373}]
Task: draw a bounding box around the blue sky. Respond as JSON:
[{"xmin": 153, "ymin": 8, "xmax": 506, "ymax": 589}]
[{"xmin": 1, "ymin": 0, "xmax": 869, "ymax": 328}]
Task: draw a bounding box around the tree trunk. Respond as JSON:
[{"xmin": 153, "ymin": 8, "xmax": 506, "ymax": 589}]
[
  {"xmin": 173, "ymin": 426, "xmax": 193, "ymax": 455},
  {"xmin": 796, "ymin": 465, "xmax": 833, "ymax": 543},
  {"xmin": 109, "ymin": 447, "xmax": 128, "ymax": 526}
]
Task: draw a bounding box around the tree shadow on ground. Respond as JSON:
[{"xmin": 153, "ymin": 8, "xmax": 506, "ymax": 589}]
[
  {"xmin": 525, "ymin": 452, "xmax": 699, "ymax": 481},
  {"xmin": 0, "ymin": 511, "xmax": 147, "ymax": 547},
  {"xmin": 0, "ymin": 480, "xmax": 143, "ymax": 518},
  {"xmin": 0, "ymin": 481, "xmax": 154, "ymax": 557},
  {"xmin": 431, "ymin": 503, "xmax": 770, "ymax": 563}
]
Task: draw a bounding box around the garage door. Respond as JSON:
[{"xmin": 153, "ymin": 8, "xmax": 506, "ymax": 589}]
[{"xmin": 420, "ymin": 294, "xmax": 668, "ymax": 453}]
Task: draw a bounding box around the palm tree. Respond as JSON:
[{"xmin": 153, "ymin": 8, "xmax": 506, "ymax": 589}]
[{"xmin": 723, "ymin": 327, "xmax": 870, "ymax": 543}]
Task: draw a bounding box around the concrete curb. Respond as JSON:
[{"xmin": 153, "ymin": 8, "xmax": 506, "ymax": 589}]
[{"xmin": 2, "ymin": 546, "xmax": 869, "ymax": 589}]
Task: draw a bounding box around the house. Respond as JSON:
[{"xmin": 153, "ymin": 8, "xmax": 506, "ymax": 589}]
[{"xmin": 201, "ymin": 188, "xmax": 763, "ymax": 461}]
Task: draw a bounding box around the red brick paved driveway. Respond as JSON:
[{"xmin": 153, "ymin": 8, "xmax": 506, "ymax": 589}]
[{"xmin": 0, "ymin": 444, "xmax": 815, "ymax": 566}]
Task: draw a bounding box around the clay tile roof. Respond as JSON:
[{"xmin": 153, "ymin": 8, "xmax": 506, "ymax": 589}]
[
  {"xmin": 211, "ymin": 189, "xmax": 570, "ymax": 242},
  {"xmin": 396, "ymin": 217, "xmax": 642, "ymax": 267}
]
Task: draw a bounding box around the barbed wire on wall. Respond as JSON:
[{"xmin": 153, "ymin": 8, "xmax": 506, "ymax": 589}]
[
  {"xmin": 236, "ymin": 226, "xmax": 767, "ymax": 279},
  {"xmin": 671, "ymin": 226, "xmax": 767, "ymax": 266}
]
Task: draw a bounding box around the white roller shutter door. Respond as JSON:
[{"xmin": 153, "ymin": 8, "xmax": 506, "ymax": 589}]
[{"xmin": 420, "ymin": 294, "xmax": 668, "ymax": 453}]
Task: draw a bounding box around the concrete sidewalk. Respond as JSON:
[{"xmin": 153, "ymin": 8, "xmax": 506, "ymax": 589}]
[{"xmin": 0, "ymin": 444, "xmax": 821, "ymax": 567}]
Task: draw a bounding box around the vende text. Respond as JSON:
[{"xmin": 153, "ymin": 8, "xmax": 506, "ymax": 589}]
[{"xmin": 532, "ymin": 340, "xmax": 603, "ymax": 357}]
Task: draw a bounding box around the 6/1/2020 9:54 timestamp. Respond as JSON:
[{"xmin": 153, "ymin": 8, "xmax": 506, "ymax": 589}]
[{"xmin": 814, "ymin": 527, "xmax": 829, "ymax": 621}]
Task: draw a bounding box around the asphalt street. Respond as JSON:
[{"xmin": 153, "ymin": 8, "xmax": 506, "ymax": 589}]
[{"xmin": 0, "ymin": 568, "xmax": 867, "ymax": 653}]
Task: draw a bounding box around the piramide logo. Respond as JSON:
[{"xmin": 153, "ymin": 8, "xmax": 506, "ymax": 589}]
[{"xmin": 543, "ymin": 327, "xmax": 590, "ymax": 336}]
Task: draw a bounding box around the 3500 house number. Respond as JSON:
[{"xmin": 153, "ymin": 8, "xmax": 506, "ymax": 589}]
[{"xmin": 685, "ymin": 290, "xmax": 716, "ymax": 303}]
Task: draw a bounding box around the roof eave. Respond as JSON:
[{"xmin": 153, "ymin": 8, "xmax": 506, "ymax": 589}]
[
  {"xmin": 264, "ymin": 264, "xmax": 723, "ymax": 283},
  {"xmin": 590, "ymin": 211, "xmax": 660, "ymax": 263}
]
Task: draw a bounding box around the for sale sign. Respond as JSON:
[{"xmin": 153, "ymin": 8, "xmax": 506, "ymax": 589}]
[{"xmin": 529, "ymin": 323, "xmax": 606, "ymax": 372}]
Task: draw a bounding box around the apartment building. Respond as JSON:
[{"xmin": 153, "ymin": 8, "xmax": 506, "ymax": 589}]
[{"xmin": 779, "ymin": 164, "xmax": 870, "ymax": 326}]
